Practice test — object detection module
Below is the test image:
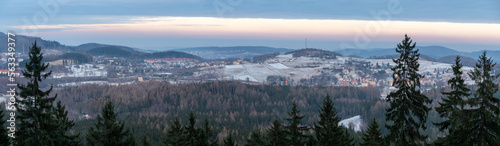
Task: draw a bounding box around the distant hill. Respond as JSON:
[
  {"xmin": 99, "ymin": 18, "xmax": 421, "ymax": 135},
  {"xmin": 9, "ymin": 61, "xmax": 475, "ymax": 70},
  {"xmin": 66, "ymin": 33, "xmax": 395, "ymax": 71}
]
[
  {"xmin": 337, "ymin": 46, "xmax": 499, "ymax": 64},
  {"xmin": 338, "ymin": 46, "xmax": 461, "ymax": 59},
  {"xmin": 437, "ymin": 55, "xmax": 477, "ymax": 67},
  {"xmin": 142, "ymin": 51, "xmax": 204, "ymax": 60},
  {"xmin": 173, "ymin": 46, "xmax": 293, "ymax": 59},
  {"xmin": 87, "ymin": 46, "xmax": 136, "ymax": 57},
  {"xmin": 0, "ymin": 32, "xmax": 72, "ymax": 54},
  {"xmin": 44, "ymin": 53, "xmax": 93, "ymax": 64},
  {"xmin": 285, "ymin": 48, "xmax": 341, "ymax": 59},
  {"xmin": 369, "ymin": 54, "xmax": 437, "ymax": 62},
  {"xmin": 73, "ymin": 43, "xmax": 144, "ymax": 54}
]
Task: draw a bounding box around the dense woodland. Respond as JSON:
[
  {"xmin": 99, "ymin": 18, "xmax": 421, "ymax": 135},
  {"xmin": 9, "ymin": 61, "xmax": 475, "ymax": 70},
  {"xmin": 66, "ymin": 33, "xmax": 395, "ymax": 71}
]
[{"xmin": 57, "ymin": 81, "xmax": 382, "ymax": 145}]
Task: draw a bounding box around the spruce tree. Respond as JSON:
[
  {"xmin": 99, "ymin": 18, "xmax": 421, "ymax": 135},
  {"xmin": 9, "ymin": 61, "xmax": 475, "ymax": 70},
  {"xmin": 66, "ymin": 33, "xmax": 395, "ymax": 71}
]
[
  {"xmin": 184, "ymin": 111, "xmax": 199, "ymax": 146},
  {"xmin": 385, "ymin": 34, "xmax": 431, "ymax": 145},
  {"xmin": 246, "ymin": 130, "xmax": 265, "ymax": 146},
  {"xmin": 142, "ymin": 136, "xmax": 150, "ymax": 146},
  {"xmin": 0, "ymin": 108, "xmax": 9, "ymax": 145},
  {"xmin": 314, "ymin": 95, "xmax": 352, "ymax": 146},
  {"xmin": 53, "ymin": 101, "xmax": 80, "ymax": 145},
  {"xmin": 284, "ymin": 102, "xmax": 308, "ymax": 146},
  {"xmin": 461, "ymin": 51, "xmax": 500, "ymax": 145},
  {"xmin": 164, "ymin": 117, "xmax": 184, "ymax": 146},
  {"xmin": 266, "ymin": 119, "xmax": 286, "ymax": 146},
  {"xmin": 15, "ymin": 41, "xmax": 76, "ymax": 145},
  {"xmin": 86, "ymin": 101, "xmax": 135, "ymax": 146},
  {"xmin": 223, "ymin": 134, "xmax": 236, "ymax": 146},
  {"xmin": 360, "ymin": 119, "xmax": 384, "ymax": 146},
  {"xmin": 199, "ymin": 119, "xmax": 217, "ymax": 146},
  {"xmin": 433, "ymin": 56, "xmax": 470, "ymax": 145}
]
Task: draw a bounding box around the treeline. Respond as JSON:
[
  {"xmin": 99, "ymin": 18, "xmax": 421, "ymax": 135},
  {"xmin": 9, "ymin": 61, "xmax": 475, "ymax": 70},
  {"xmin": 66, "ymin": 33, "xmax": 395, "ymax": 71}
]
[
  {"xmin": 45, "ymin": 53, "xmax": 93, "ymax": 64},
  {"xmin": 252, "ymin": 52, "xmax": 279, "ymax": 63},
  {"xmin": 285, "ymin": 48, "xmax": 340, "ymax": 59}
]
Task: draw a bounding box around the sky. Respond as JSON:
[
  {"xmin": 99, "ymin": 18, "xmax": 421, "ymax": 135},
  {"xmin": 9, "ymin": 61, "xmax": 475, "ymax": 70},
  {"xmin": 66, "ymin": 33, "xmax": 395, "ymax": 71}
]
[{"xmin": 1, "ymin": 0, "xmax": 499, "ymax": 52}]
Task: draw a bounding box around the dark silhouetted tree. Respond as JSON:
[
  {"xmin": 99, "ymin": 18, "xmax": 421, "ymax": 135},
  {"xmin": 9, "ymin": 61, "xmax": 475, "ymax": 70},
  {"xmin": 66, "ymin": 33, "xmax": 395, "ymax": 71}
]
[
  {"xmin": 184, "ymin": 111, "xmax": 199, "ymax": 146},
  {"xmin": 0, "ymin": 108, "xmax": 9, "ymax": 145},
  {"xmin": 164, "ymin": 117, "xmax": 184, "ymax": 146},
  {"xmin": 142, "ymin": 136, "xmax": 150, "ymax": 146},
  {"xmin": 314, "ymin": 95, "xmax": 352, "ymax": 146},
  {"xmin": 266, "ymin": 119, "xmax": 286, "ymax": 146},
  {"xmin": 246, "ymin": 130, "xmax": 265, "ymax": 146},
  {"xmin": 86, "ymin": 101, "xmax": 135, "ymax": 146},
  {"xmin": 385, "ymin": 34, "xmax": 431, "ymax": 145},
  {"xmin": 461, "ymin": 51, "xmax": 500, "ymax": 145},
  {"xmin": 433, "ymin": 56, "xmax": 471, "ymax": 145},
  {"xmin": 360, "ymin": 119, "xmax": 384, "ymax": 146},
  {"xmin": 284, "ymin": 102, "xmax": 308, "ymax": 146},
  {"xmin": 223, "ymin": 134, "xmax": 236, "ymax": 146},
  {"xmin": 15, "ymin": 41, "xmax": 77, "ymax": 145}
]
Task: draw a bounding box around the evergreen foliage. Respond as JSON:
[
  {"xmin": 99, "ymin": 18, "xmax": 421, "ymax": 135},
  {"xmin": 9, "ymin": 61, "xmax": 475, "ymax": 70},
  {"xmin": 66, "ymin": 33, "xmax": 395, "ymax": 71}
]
[
  {"xmin": 360, "ymin": 119, "xmax": 384, "ymax": 146},
  {"xmin": 163, "ymin": 112, "xmax": 217, "ymax": 146},
  {"xmin": 0, "ymin": 108, "xmax": 10, "ymax": 145},
  {"xmin": 86, "ymin": 101, "xmax": 135, "ymax": 146},
  {"xmin": 433, "ymin": 56, "xmax": 471, "ymax": 145},
  {"xmin": 314, "ymin": 95, "xmax": 353, "ymax": 146},
  {"xmin": 284, "ymin": 102, "xmax": 308, "ymax": 146},
  {"xmin": 385, "ymin": 34, "xmax": 432, "ymax": 145},
  {"xmin": 460, "ymin": 51, "xmax": 500, "ymax": 145},
  {"xmin": 164, "ymin": 117, "xmax": 184, "ymax": 146},
  {"xmin": 223, "ymin": 134, "xmax": 236, "ymax": 146},
  {"xmin": 15, "ymin": 41, "xmax": 77, "ymax": 145},
  {"xmin": 245, "ymin": 130, "xmax": 265, "ymax": 146},
  {"xmin": 266, "ymin": 119, "xmax": 286, "ymax": 146}
]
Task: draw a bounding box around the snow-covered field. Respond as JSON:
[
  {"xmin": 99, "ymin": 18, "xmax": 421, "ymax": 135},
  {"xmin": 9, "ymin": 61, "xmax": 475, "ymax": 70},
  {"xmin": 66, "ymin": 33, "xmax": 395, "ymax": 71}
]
[
  {"xmin": 52, "ymin": 64, "xmax": 107, "ymax": 78},
  {"xmin": 223, "ymin": 61, "xmax": 322, "ymax": 83},
  {"xmin": 339, "ymin": 115, "xmax": 363, "ymax": 132}
]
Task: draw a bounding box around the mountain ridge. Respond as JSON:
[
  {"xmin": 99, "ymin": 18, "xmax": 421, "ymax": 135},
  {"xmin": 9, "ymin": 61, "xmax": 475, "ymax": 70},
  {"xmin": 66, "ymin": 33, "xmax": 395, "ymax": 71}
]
[{"xmin": 336, "ymin": 46, "xmax": 499, "ymax": 63}]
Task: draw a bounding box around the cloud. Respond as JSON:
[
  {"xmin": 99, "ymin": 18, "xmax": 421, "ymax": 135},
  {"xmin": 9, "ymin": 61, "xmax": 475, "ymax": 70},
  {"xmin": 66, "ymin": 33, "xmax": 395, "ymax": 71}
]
[{"xmin": 12, "ymin": 16, "xmax": 500, "ymax": 46}]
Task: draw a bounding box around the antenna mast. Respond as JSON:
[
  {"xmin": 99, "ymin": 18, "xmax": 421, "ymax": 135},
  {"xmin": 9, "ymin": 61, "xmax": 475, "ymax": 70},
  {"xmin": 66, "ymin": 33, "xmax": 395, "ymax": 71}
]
[{"xmin": 305, "ymin": 38, "xmax": 307, "ymax": 49}]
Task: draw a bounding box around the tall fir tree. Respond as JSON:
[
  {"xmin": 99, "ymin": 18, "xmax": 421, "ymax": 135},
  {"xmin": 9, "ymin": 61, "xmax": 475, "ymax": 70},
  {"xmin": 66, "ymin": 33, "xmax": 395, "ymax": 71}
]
[
  {"xmin": 15, "ymin": 41, "xmax": 77, "ymax": 145},
  {"xmin": 360, "ymin": 119, "xmax": 384, "ymax": 146},
  {"xmin": 284, "ymin": 102, "xmax": 308, "ymax": 146},
  {"xmin": 266, "ymin": 119, "xmax": 286, "ymax": 146},
  {"xmin": 223, "ymin": 134, "xmax": 236, "ymax": 146},
  {"xmin": 164, "ymin": 117, "xmax": 184, "ymax": 146},
  {"xmin": 461, "ymin": 51, "xmax": 500, "ymax": 145},
  {"xmin": 246, "ymin": 130, "xmax": 266, "ymax": 146},
  {"xmin": 53, "ymin": 101, "xmax": 80, "ymax": 145},
  {"xmin": 433, "ymin": 56, "xmax": 471, "ymax": 145},
  {"xmin": 199, "ymin": 119, "xmax": 217, "ymax": 146},
  {"xmin": 183, "ymin": 111, "xmax": 200, "ymax": 146},
  {"xmin": 385, "ymin": 34, "xmax": 431, "ymax": 145},
  {"xmin": 142, "ymin": 136, "xmax": 150, "ymax": 146},
  {"xmin": 314, "ymin": 95, "xmax": 352, "ymax": 146},
  {"xmin": 0, "ymin": 108, "xmax": 9, "ymax": 145},
  {"xmin": 86, "ymin": 101, "xmax": 135, "ymax": 146}
]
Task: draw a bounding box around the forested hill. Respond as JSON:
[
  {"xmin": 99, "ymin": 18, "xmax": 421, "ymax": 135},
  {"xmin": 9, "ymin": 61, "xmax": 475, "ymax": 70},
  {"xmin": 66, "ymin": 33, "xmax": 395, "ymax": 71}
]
[
  {"xmin": 285, "ymin": 48, "xmax": 341, "ymax": 59},
  {"xmin": 86, "ymin": 46, "xmax": 149, "ymax": 57},
  {"xmin": 0, "ymin": 32, "xmax": 72, "ymax": 53},
  {"xmin": 142, "ymin": 51, "xmax": 204, "ymax": 60}
]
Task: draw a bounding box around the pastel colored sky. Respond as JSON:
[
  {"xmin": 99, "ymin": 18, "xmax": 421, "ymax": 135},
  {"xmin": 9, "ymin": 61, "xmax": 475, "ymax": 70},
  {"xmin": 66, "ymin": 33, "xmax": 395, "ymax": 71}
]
[{"xmin": 1, "ymin": 0, "xmax": 499, "ymax": 51}]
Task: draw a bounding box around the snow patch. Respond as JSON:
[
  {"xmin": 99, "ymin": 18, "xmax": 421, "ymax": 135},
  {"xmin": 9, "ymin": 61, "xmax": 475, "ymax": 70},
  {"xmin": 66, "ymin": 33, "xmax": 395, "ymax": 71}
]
[
  {"xmin": 339, "ymin": 115, "xmax": 363, "ymax": 132},
  {"xmin": 269, "ymin": 63, "xmax": 289, "ymax": 69},
  {"xmin": 225, "ymin": 64, "xmax": 244, "ymax": 69}
]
